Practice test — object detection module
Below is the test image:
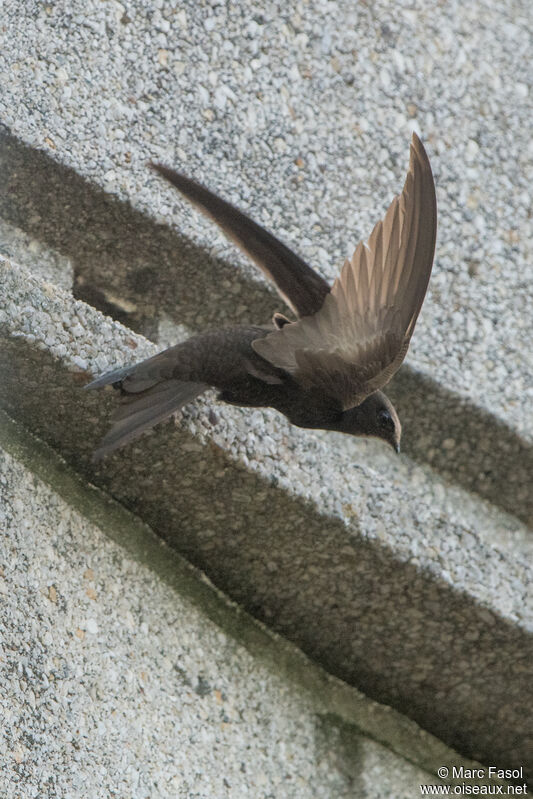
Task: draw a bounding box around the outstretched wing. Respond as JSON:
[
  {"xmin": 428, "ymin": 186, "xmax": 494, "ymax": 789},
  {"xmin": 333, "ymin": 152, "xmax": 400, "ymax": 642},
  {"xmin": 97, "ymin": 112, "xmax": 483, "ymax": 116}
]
[
  {"xmin": 252, "ymin": 134, "xmax": 437, "ymax": 409},
  {"xmin": 150, "ymin": 163, "xmax": 330, "ymax": 318}
]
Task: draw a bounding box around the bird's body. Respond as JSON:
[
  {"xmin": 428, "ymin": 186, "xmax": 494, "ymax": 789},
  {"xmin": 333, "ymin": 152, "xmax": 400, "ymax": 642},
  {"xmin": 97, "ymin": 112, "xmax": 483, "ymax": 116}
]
[{"xmin": 86, "ymin": 134, "xmax": 437, "ymax": 459}]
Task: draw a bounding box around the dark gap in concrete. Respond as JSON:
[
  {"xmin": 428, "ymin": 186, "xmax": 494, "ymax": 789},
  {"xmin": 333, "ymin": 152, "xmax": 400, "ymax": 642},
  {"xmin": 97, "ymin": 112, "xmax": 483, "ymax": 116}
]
[
  {"xmin": 1, "ymin": 126, "xmax": 531, "ymax": 528},
  {"xmin": 387, "ymin": 369, "xmax": 532, "ymax": 528},
  {"xmin": 0, "ymin": 125, "xmax": 275, "ymax": 338}
]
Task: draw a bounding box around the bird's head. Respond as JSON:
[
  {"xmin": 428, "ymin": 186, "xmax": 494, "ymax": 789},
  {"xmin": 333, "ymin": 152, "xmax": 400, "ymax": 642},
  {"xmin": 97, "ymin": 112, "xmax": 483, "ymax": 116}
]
[{"xmin": 337, "ymin": 391, "xmax": 401, "ymax": 453}]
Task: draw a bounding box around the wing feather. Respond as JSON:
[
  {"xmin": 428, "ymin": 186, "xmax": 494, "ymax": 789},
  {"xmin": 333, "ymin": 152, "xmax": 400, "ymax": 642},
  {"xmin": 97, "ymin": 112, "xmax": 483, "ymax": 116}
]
[
  {"xmin": 150, "ymin": 163, "xmax": 331, "ymax": 318},
  {"xmin": 252, "ymin": 133, "xmax": 437, "ymax": 408}
]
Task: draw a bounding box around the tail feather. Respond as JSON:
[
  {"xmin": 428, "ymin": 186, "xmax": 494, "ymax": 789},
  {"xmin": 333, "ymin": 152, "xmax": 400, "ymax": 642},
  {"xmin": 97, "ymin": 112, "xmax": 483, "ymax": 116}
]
[
  {"xmin": 85, "ymin": 344, "xmax": 183, "ymax": 393},
  {"xmin": 110, "ymin": 381, "xmax": 188, "ymax": 420},
  {"xmin": 93, "ymin": 380, "xmax": 208, "ymax": 460},
  {"xmin": 84, "ymin": 363, "xmax": 139, "ymax": 390}
]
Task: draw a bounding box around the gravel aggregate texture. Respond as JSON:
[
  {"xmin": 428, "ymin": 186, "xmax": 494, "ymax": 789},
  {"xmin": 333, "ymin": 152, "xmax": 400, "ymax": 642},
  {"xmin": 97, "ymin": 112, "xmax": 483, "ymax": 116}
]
[
  {"xmin": 2, "ymin": 430, "xmax": 453, "ymax": 798},
  {"xmin": 1, "ymin": 0, "xmax": 532, "ymax": 786},
  {"xmin": 0, "ymin": 0, "xmax": 532, "ymax": 526},
  {"xmin": 0, "ymin": 217, "xmax": 73, "ymax": 291},
  {"xmin": 1, "ymin": 257, "xmax": 532, "ymax": 779},
  {"xmin": 0, "ymin": 0, "xmax": 531, "ymax": 438}
]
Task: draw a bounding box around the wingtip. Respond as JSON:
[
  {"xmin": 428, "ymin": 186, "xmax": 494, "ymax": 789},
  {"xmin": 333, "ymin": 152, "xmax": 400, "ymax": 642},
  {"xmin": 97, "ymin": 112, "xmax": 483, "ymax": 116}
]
[
  {"xmin": 409, "ymin": 131, "xmax": 421, "ymax": 162},
  {"xmin": 148, "ymin": 160, "xmax": 167, "ymax": 175},
  {"xmin": 409, "ymin": 131, "xmax": 431, "ymax": 172},
  {"xmin": 83, "ymin": 375, "xmax": 104, "ymax": 390},
  {"xmin": 148, "ymin": 162, "xmax": 203, "ymax": 196},
  {"xmin": 149, "ymin": 161, "xmax": 185, "ymax": 185}
]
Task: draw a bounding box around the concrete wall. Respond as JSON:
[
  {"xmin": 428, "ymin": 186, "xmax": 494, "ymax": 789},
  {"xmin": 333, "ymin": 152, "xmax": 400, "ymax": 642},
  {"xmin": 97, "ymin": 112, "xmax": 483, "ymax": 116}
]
[
  {"xmin": 0, "ymin": 0, "xmax": 531, "ymax": 795},
  {"xmin": 2, "ymin": 409, "xmax": 488, "ymax": 797}
]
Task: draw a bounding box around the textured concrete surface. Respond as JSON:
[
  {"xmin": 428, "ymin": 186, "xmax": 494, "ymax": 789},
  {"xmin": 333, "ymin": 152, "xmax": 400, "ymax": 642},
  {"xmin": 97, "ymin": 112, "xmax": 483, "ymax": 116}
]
[
  {"xmin": 0, "ymin": 216, "xmax": 73, "ymax": 291},
  {"xmin": 1, "ymin": 411, "xmax": 492, "ymax": 799},
  {"xmin": 1, "ymin": 0, "xmax": 532, "ymax": 787},
  {"xmin": 0, "ymin": 1, "xmax": 532, "ymax": 521},
  {"xmin": 1, "ymin": 257, "xmax": 531, "ymax": 781},
  {"xmin": 1, "ymin": 128, "xmax": 532, "ymax": 529}
]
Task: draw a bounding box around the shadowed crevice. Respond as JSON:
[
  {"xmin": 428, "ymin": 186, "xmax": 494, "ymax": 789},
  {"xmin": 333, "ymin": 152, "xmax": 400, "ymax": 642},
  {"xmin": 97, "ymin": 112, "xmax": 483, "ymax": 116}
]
[
  {"xmin": 0, "ymin": 125, "xmax": 275, "ymax": 339},
  {"xmin": 0, "ymin": 126, "xmax": 531, "ymax": 528},
  {"xmin": 387, "ymin": 368, "xmax": 532, "ymax": 527}
]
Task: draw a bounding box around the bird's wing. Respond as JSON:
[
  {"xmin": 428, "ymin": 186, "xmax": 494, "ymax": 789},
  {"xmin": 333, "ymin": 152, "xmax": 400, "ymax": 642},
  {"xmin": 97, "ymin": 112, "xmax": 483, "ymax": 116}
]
[
  {"xmin": 252, "ymin": 134, "xmax": 437, "ymax": 409},
  {"xmin": 150, "ymin": 163, "xmax": 330, "ymax": 318}
]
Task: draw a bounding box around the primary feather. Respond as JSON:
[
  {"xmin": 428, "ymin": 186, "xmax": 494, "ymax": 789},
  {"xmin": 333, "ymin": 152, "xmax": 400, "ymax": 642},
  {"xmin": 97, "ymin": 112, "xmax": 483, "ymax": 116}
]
[{"xmin": 252, "ymin": 133, "xmax": 437, "ymax": 408}]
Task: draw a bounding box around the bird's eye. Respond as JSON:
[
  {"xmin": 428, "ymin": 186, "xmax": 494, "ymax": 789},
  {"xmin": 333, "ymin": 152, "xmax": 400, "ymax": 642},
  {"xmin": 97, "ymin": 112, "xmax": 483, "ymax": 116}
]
[{"xmin": 377, "ymin": 409, "xmax": 394, "ymax": 431}]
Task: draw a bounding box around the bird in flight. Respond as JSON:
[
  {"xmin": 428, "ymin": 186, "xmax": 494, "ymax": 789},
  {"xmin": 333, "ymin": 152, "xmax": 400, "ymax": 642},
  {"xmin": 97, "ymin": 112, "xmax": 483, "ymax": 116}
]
[{"xmin": 86, "ymin": 133, "xmax": 437, "ymax": 460}]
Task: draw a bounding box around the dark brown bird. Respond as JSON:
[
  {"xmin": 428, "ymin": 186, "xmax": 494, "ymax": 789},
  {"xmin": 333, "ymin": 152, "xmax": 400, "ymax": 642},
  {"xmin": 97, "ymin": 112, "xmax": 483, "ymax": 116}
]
[{"xmin": 86, "ymin": 133, "xmax": 437, "ymax": 460}]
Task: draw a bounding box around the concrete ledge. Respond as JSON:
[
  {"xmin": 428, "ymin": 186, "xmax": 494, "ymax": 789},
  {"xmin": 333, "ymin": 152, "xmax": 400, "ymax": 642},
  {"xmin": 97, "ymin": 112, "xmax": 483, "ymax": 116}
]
[
  {"xmin": 1, "ymin": 127, "xmax": 532, "ymax": 529},
  {"xmin": 1, "ymin": 0, "xmax": 532, "ymax": 529},
  {"xmin": 1, "ymin": 257, "xmax": 531, "ymax": 778},
  {"xmin": 0, "ymin": 409, "xmax": 512, "ymax": 797}
]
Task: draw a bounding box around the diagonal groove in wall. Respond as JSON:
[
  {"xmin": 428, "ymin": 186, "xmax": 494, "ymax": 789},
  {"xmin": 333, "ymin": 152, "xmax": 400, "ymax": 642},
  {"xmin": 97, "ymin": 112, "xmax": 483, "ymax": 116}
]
[
  {"xmin": 1, "ymin": 329, "xmax": 532, "ymax": 778},
  {"xmin": 1, "ymin": 126, "xmax": 531, "ymax": 528},
  {"xmin": 0, "ymin": 408, "xmax": 521, "ymax": 793}
]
